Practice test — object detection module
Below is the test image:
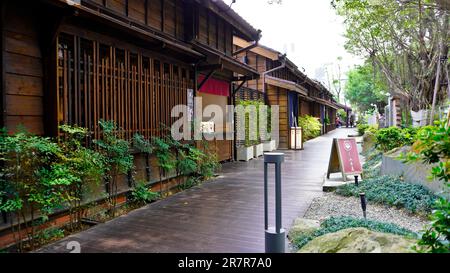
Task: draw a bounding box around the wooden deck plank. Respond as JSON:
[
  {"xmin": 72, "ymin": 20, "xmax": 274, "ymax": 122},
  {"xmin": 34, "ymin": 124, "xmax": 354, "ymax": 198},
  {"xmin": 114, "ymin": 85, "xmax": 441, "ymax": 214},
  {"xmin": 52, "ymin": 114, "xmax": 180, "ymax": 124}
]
[{"xmin": 37, "ymin": 129, "xmax": 355, "ymax": 253}]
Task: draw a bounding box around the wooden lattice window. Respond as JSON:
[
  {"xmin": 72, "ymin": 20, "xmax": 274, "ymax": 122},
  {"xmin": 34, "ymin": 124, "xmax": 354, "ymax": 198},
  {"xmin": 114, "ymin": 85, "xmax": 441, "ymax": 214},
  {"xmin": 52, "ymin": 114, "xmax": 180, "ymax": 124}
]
[{"xmin": 57, "ymin": 32, "xmax": 193, "ymax": 141}]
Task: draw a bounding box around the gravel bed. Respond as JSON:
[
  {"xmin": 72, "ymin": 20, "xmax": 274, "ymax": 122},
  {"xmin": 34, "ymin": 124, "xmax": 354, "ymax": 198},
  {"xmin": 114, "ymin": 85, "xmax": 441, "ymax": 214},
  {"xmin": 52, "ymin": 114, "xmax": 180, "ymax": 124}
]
[{"xmin": 303, "ymin": 192, "xmax": 429, "ymax": 233}]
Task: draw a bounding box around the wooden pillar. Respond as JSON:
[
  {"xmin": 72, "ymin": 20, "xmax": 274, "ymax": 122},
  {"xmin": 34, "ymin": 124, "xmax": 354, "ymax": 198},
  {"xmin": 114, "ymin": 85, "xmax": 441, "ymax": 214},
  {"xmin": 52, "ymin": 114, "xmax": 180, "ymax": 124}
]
[{"xmin": 391, "ymin": 96, "xmax": 401, "ymax": 127}]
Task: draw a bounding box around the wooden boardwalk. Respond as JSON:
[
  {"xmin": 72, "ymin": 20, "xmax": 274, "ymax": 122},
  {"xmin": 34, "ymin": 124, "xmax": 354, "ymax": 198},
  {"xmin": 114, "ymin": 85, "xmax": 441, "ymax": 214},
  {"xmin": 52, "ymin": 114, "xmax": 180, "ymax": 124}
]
[{"xmin": 37, "ymin": 128, "xmax": 355, "ymax": 253}]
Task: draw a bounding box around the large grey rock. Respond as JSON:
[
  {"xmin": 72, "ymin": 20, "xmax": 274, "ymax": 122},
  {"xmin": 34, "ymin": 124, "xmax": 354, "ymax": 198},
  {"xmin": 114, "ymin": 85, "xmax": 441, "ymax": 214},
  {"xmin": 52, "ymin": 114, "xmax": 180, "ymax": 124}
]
[
  {"xmin": 288, "ymin": 218, "xmax": 320, "ymax": 239},
  {"xmin": 298, "ymin": 228, "xmax": 417, "ymax": 253}
]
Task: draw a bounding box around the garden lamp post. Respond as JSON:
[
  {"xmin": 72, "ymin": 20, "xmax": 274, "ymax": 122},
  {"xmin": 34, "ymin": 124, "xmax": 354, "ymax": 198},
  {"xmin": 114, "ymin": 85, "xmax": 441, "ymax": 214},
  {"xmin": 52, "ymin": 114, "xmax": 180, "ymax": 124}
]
[
  {"xmin": 264, "ymin": 152, "xmax": 285, "ymax": 253},
  {"xmin": 360, "ymin": 193, "xmax": 367, "ymax": 220}
]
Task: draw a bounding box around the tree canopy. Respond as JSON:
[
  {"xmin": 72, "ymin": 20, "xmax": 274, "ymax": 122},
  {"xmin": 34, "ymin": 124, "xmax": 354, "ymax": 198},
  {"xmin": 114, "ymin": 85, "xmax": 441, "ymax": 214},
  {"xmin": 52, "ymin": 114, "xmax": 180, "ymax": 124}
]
[
  {"xmin": 345, "ymin": 62, "xmax": 388, "ymax": 113},
  {"xmin": 333, "ymin": 0, "xmax": 450, "ymax": 111}
]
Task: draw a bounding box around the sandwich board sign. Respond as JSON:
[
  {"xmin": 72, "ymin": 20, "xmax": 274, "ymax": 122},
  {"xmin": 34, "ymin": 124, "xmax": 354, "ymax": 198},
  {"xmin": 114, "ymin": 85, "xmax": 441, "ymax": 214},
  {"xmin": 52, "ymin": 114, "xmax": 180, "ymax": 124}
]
[{"xmin": 327, "ymin": 138, "xmax": 362, "ymax": 181}]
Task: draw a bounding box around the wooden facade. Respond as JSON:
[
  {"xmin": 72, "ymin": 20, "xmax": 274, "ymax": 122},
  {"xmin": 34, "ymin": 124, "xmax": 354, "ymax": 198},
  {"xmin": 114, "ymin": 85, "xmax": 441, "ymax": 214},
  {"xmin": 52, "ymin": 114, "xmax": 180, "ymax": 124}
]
[
  {"xmin": 233, "ymin": 37, "xmax": 340, "ymax": 149},
  {"xmin": 1, "ymin": 0, "xmax": 260, "ymax": 153},
  {"xmin": 0, "ymin": 0, "xmax": 261, "ymax": 245}
]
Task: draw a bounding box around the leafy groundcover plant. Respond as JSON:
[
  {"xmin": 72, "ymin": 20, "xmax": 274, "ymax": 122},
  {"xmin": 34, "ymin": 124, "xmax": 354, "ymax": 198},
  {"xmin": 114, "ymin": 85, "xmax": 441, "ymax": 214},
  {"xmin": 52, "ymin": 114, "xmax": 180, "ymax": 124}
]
[{"xmin": 336, "ymin": 175, "xmax": 438, "ymax": 214}]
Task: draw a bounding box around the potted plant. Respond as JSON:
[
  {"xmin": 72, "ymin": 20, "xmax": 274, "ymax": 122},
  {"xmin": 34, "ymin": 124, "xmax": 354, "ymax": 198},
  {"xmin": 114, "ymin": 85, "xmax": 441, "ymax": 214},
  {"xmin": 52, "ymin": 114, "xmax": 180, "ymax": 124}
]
[
  {"xmin": 237, "ymin": 143, "xmax": 254, "ymax": 161},
  {"xmin": 258, "ymin": 102, "xmax": 276, "ymax": 152},
  {"xmin": 236, "ymin": 100, "xmax": 258, "ymax": 161},
  {"xmin": 263, "ymin": 139, "xmax": 277, "ymax": 152},
  {"xmin": 254, "ymin": 141, "xmax": 264, "ymax": 158}
]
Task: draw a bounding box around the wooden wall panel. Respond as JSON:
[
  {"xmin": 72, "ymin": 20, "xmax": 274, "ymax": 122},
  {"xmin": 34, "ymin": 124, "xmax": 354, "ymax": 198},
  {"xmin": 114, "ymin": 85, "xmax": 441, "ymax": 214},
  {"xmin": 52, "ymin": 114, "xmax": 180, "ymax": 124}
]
[
  {"xmin": 3, "ymin": 2, "xmax": 44, "ymax": 135},
  {"xmin": 300, "ymin": 99, "xmax": 310, "ymax": 117},
  {"xmin": 107, "ymin": 0, "xmax": 127, "ymax": 16},
  {"xmin": 5, "ymin": 95, "xmax": 43, "ymax": 116},
  {"xmin": 5, "ymin": 71, "xmax": 43, "ymax": 96},
  {"xmin": 225, "ymin": 23, "xmax": 232, "ymax": 56},
  {"xmin": 164, "ymin": 0, "xmax": 176, "ymax": 36},
  {"xmin": 208, "ymin": 12, "xmax": 217, "ymax": 48},
  {"xmin": 5, "ymin": 31, "xmax": 41, "ymax": 58},
  {"xmin": 192, "ymin": 5, "xmax": 234, "ymax": 55},
  {"xmin": 267, "ymin": 85, "xmax": 288, "ymax": 149},
  {"xmin": 147, "ymin": 0, "xmax": 162, "ymax": 30},
  {"xmin": 128, "ymin": 0, "xmax": 146, "ymax": 24},
  {"xmin": 198, "ymin": 7, "xmax": 208, "ymax": 44},
  {"xmin": 175, "ymin": 0, "xmax": 184, "ymax": 40},
  {"xmin": 217, "ymin": 19, "xmax": 225, "ymax": 53},
  {"xmin": 4, "ymin": 53, "xmax": 43, "ymax": 77},
  {"xmin": 5, "ymin": 116, "xmax": 44, "ymax": 135}
]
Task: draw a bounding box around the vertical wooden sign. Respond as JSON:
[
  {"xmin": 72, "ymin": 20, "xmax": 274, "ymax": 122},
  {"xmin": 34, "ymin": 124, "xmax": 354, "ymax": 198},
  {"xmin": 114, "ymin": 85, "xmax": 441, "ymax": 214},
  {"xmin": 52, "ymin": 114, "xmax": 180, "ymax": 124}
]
[{"xmin": 327, "ymin": 138, "xmax": 362, "ymax": 181}]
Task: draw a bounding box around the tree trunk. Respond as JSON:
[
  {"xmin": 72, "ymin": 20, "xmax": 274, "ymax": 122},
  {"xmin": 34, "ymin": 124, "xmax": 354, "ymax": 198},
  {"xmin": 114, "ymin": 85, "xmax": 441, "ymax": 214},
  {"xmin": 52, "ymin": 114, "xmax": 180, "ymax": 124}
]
[{"xmin": 430, "ymin": 57, "xmax": 441, "ymax": 125}]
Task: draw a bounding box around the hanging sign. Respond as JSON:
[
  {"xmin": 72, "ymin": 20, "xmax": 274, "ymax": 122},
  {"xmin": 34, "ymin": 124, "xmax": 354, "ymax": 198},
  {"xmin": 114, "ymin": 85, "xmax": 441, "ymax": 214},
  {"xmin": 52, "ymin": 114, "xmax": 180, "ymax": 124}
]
[{"xmin": 327, "ymin": 138, "xmax": 362, "ymax": 181}]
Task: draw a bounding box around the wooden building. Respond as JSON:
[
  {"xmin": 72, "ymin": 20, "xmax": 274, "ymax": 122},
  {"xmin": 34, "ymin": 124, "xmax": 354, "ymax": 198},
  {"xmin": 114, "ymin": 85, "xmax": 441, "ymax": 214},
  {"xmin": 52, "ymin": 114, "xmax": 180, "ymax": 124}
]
[
  {"xmin": 233, "ymin": 37, "xmax": 339, "ymax": 149},
  {"xmin": 307, "ymin": 80, "xmax": 339, "ymax": 134},
  {"xmin": 0, "ymin": 0, "xmax": 260, "ymax": 247},
  {"xmin": 0, "ymin": 0, "xmax": 259, "ymax": 157}
]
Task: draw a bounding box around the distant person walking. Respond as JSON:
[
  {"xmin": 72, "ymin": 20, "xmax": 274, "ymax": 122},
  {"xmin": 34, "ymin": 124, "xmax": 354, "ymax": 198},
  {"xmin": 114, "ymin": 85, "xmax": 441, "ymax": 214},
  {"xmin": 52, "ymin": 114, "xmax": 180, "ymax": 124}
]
[
  {"xmin": 350, "ymin": 113, "xmax": 355, "ymax": 128},
  {"xmin": 336, "ymin": 116, "xmax": 341, "ymax": 128}
]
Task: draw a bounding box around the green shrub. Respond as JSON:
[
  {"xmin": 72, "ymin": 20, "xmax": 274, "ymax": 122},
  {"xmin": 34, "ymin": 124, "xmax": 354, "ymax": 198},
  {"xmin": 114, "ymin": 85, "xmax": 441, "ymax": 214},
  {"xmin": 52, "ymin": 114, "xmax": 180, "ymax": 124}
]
[
  {"xmin": 35, "ymin": 227, "xmax": 65, "ymax": 245},
  {"xmin": 298, "ymin": 115, "xmax": 322, "ymax": 141},
  {"xmin": 133, "ymin": 133, "xmax": 153, "ymax": 183},
  {"xmin": 58, "ymin": 125, "xmax": 106, "ymax": 230},
  {"xmin": 336, "ymin": 175, "xmax": 438, "ymax": 214},
  {"xmin": 177, "ymin": 147, "xmax": 200, "ymax": 177},
  {"xmin": 151, "ymin": 136, "xmax": 176, "ymax": 195},
  {"xmin": 357, "ymin": 124, "xmax": 378, "ymax": 136},
  {"xmin": 178, "ymin": 177, "xmax": 202, "ymax": 191},
  {"xmin": 415, "ymin": 198, "xmax": 449, "ymax": 253},
  {"xmin": 0, "ymin": 128, "xmax": 73, "ymax": 251},
  {"xmin": 338, "ymin": 109, "xmax": 347, "ymax": 121},
  {"xmin": 130, "ymin": 181, "xmax": 159, "ymax": 206},
  {"xmin": 375, "ymin": 127, "xmax": 418, "ymax": 152},
  {"xmin": 401, "ymin": 119, "xmax": 450, "ymax": 253},
  {"xmin": 357, "ymin": 124, "xmax": 369, "ymax": 135},
  {"xmin": 94, "ymin": 120, "xmax": 134, "ymax": 217},
  {"xmin": 292, "ymin": 216, "xmax": 416, "ymax": 250}
]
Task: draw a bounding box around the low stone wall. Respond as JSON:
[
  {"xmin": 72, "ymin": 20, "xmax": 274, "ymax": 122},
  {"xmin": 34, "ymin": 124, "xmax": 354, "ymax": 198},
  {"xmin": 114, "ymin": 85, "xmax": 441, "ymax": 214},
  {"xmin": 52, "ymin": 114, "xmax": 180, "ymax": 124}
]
[{"xmin": 381, "ymin": 149, "xmax": 448, "ymax": 199}]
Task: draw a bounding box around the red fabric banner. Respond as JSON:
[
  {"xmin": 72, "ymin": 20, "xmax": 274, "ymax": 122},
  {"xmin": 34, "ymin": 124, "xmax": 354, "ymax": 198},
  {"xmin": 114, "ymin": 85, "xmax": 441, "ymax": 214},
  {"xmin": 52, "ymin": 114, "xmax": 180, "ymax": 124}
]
[{"xmin": 198, "ymin": 74, "xmax": 230, "ymax": 97}]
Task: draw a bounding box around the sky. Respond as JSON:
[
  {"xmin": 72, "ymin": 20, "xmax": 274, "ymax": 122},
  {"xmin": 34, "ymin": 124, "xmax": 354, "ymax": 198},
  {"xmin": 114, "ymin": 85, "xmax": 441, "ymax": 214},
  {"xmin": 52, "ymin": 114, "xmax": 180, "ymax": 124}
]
[{"xmin": 222, "ymin": 0, "xmax": 363, "ymax": 90}]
